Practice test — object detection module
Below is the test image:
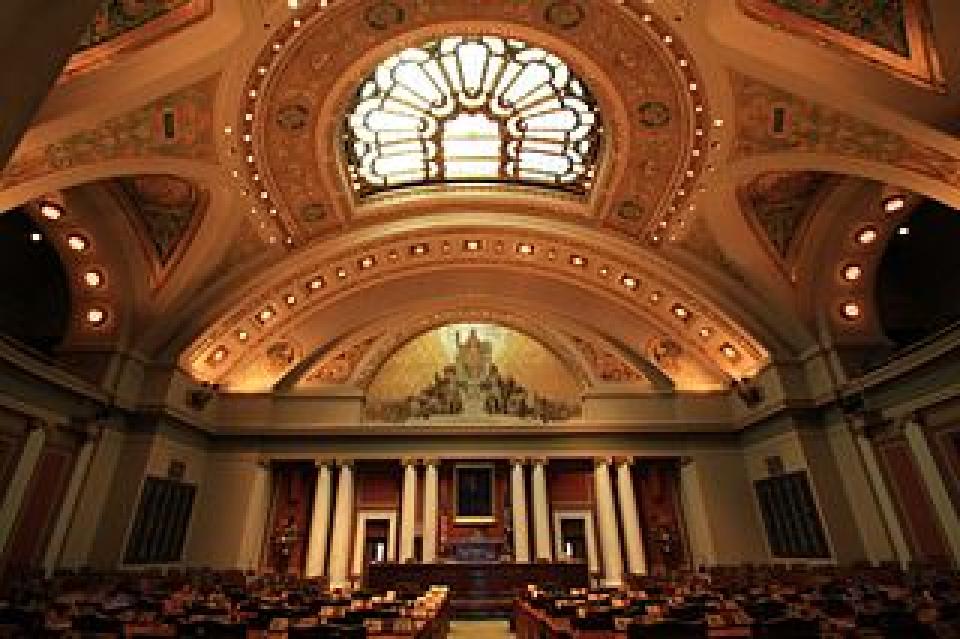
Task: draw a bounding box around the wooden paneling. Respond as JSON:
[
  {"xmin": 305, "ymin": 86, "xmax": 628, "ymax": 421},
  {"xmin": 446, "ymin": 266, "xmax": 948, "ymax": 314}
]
[
  {"xmin": 876, "ymin": 437, "xmax": 950, "ymax": 562},
  {"xmin": 634, "ymin": 460, "xmax": 686, "ymax": 572},
  {"xmin": 356, "ymin": 463, "xmax": 400, "ymax": 509},
  {"xmin": 548, "ymin": 461, "xmax": 593, "ymax": 508},
  {"xmin": 438, "ymin": 461, "xmax": 508, "ymax": 557},
  {"xmin": 263, "ymin": 461, "xmax": 316, "ymax": 575},
  {"xmin": 365, "ymin": 561, "xmax": 588, "ymax": 614},
  {"xmin": 2, "ymin": 436, "xmax": 76, "ymax": 572}
]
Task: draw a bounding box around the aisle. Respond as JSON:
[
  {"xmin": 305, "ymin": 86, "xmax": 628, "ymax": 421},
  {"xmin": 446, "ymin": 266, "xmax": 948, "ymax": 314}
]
[{"xmin": 448, "ymin": 620, "xmax": 514, "ymax": 639}]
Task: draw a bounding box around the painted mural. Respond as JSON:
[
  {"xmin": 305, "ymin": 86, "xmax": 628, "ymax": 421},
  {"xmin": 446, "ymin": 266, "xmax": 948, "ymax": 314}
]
[
  {"xmin": 117, "ymin": 174, "xmax": 201, "ymax": 264},
  {"xmin": 770, "ymin": 0, "xmax": 910, "ymax": 56},
  {"xmin": 78, "ymin": 0, "xmax": 192, "ymax": 52},
  {"xmin": 740, "ymin": 171, "xmax": 831, "ymax": 259}
]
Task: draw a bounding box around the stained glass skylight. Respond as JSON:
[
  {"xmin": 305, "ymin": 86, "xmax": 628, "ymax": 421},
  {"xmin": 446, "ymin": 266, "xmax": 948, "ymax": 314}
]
[{"xmin": 344, "ymin": 35, "xmax": 603, "ymax": 198}]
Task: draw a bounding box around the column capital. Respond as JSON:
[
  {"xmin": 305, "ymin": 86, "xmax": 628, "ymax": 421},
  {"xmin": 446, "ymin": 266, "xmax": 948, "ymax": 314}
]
[
  {"xmin": 848, "ymin": 410, "xmax": 884, "ymax": 439},
  {"xmin": 256, "ymin": 456, "xmax": 272, "ymax": 470},
  {"xmin": 531, "ymin": 456, "xmax": 550, "ymax": 467},
  {"xmin": 314, "ymin": 458, "xmax": 335, "ymax": 469},
  {"xmin": 510, "ymin": 456, "xmax": 529, "ymax": 466},
  {"xmin": 337, "ymin": 458, "xmax": 354, "ymax": 468},
  {"xmin": 593, "ymin": 456, "xmax": 614, "ymax": 468},
  {"xmin": 422, "ymin": 457, "xmax": 441, "ymax": 467},
  {"xmin": 613, "ymin": 456, "xmax": 634, "ymax": 467},
  {"xmin": 401, "ymin": 457, "xmax": 419, "ymax": 467}
]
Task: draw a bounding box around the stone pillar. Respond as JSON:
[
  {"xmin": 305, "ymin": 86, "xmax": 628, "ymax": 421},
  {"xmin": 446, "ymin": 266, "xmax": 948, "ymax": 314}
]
[
  {"xmin": 851, "ymin": 418, "xmax": 912, "ymax": 567},
  {"xmin": 328, "ymin": 461, "xmax": 354, "ymax": 588},
  {"xmin": 305, "ymin": 460, "xmax": 333, "ymax": 577},
  {"xmin": 0, "ymin": 1, "xmax": 105, "ymax": 168},
  {"xmin": 511, "ymin": 458, "xmax": 530, "ymax": 563},
  {"xmin": 594, "ymin": 457, "xmax": 624, "ymax": 586},
  {"xmin": 0, "ymin": 421, "xmax": 47, "ymax": 554},
  {"xmin": 43, "ymin": 427, "xmax": 95, "ymax": 576},
  {"xmin": 902, "ymin": 415, "xmax": 960, "ymax": 563},
  {"xmin": 240, "ymin": 459, "xmax": 271, "ymax": 571},
  {"xmin": 400, "ymin": 459, "xmax": 418, "ymax": 563},
  {"xmin": 422, "ymin": 459, "xmax": 439, "ymax": 563},
  {"xmin": 532, "ymin": 458, "xmax": 552, "ymax": 561},
  {"xmin": 615, "ymin": 458, "xmax": 647, "ymax": 576}
]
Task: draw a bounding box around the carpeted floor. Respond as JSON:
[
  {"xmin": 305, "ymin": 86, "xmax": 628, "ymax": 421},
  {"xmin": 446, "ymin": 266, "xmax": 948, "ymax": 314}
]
[{"xmin": 448, "ymin": 620, "xmax": 513, "ymax": 639}]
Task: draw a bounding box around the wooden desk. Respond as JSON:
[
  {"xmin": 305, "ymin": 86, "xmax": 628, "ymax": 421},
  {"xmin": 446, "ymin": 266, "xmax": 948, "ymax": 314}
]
[{"xmin": 365, "ymin": 563, "xmax": 589, "ymax": 615}]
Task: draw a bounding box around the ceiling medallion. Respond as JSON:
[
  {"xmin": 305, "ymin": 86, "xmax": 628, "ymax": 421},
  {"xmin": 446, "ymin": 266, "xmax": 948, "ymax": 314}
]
[
  {"xmin": 277, "ymin": 103, "xmax": 310, "ymax": 132},
  {"xmin": 364, "ymin": 1, "xmax": 405, "ymax": 30},
  {"xmin": 638, "ymin": 101, "xmax": 671, "ymax": 128},
  {"xmin": 301, "ymin": 203, "xmax": 326, "ymax": 223},
  {"xmin": 617, "ymin": 200, "xmax": 644, "ymax": 221},
  {"xmin": 545, "ymin": 1, "xmax": 585, "ymax": 30}
]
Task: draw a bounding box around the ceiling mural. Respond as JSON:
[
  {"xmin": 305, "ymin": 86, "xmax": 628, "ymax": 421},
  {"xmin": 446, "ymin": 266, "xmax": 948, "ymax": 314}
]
[
  {"xmin": 78, "ymin": 0, "xmax": 193, "ymax": 52},
  {"xmin": 0, "ymin": 76, "xmax": 218, "ymax": 194},
  {"xmin": 565, "ymin": 333, "xmax": 650, "ymax": 385},
  {"xmin": 366, "ymin": 323, "xmax": 583, "ymax": 423},
  {"xmin": 739, "ymin": 171, "xmax": 831, "ymax": 260},
  {"xmin": 739, "ymin": 0, "xmax": 943, "ymax": 90},
  {"xmin": 116, "ymin": 175, "xmax": 203, "ymax": 265}
]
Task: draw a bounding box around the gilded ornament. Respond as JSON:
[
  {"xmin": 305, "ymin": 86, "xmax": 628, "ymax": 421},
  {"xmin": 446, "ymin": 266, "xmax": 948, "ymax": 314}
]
[
  {"xmin": 638, "ymin": 101, "xmax": 671, "ymax": 128},
  {"xmin": 364, "ymin": 1, "xmax": 405, "ymax": 30},
  {"xmin": 277, "ymin": 103, "xmax": 310, "ymax": 132},
  {"xmin": 544, "ymin": 1, "xmax": 585, "ymax": 30}
]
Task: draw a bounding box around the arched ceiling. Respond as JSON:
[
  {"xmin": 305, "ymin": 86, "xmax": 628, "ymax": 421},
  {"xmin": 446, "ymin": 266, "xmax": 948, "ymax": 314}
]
[{"xmin": 1, "ymin": 0, "xmax": 959, "ymax": 398}]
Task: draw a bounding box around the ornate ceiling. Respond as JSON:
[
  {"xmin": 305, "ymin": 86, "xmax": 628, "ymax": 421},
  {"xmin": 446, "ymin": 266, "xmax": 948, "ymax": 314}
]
[{"xmin": 1, "ymin": 0, "xmax": 959, "ymax": 405}]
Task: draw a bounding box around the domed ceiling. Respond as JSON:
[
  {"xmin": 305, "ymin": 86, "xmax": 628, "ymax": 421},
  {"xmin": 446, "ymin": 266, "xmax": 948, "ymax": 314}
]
[{"xmin": 0, "ymin": 0, "xmax": 958, "ymax": 411}]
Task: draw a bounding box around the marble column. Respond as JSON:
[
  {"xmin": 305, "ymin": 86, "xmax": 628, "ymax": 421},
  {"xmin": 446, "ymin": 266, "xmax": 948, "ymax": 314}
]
[
  {"xmin": 305, "ymin": 460, "xmax": 333, "ymax": 577},
  {"xmin": 328, "ymin": 461, "xmax": 355, "ymax": 588},
  {"xmin": 511, "ymin": 459, "xmax": 530, "ymax": 563},
  {"xmin": 594, "ymin": 458, "xmax": 624, "ymax": 586},
  {"xmin": 43, "ymin": 427, "xmax": 95, "ymax": 577},
  {"xmin": 422, "ymin": 460, "xmax": 439, "ymax": 563},
  {"xmin": 0, "ymin": 1, "xmax": 105, "ymax": 168},
  {"xmin": 400, "ymin": 459, "xmax": 418, "ymax": 563},
  {"xmin": 851, "ymin": 419, "xmax": 912, "ymax": 567},
  {"xmin": 615, "ymin": 458, "xmax": 647, "ymax": 576},
  {"xmin": 532, "ymin": 458, "xmax": 552, "ymax": 561},
  {"xmin": 240, "ymin": 459, "xmax": 271, "ymax": 571},
  {"xmin": 902, "ymin": 415, "xmax": 960, "ymax": 563},
  {"xmin": 0, "ymin": 421, "xmax": 47, "ymax": 554}
]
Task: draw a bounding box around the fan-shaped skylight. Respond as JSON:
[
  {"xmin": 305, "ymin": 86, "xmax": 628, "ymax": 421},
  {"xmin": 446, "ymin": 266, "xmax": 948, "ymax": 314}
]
[{"xmin": 344, "ymin": 36, "xmax": 603, "ymax": 198}]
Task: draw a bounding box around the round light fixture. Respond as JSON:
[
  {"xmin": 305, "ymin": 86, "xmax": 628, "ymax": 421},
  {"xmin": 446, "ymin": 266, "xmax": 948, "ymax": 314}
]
[
  {"xmin": 86, "ymin": 308, "xmax": 107, "ymax": 326},
  {"xmin": 83, "ymin": 270, "xmax": 103, "ymax": 288},
  {"xmin": 67, "ymin": 234, "xmax": 89, "ymax": 251},
  {"xmin": 842, "ymin": 264, "xmax": 863, "ymax": 282}
]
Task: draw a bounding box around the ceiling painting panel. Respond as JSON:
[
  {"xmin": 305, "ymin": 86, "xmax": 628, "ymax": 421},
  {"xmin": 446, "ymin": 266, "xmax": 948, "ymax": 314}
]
[
  {"xmin": 116, "ymin": 174, "xmax": 204, "ymax": 267},
  {"xmin": 67, "ymin": 1, "xmax": 213, "ymax": 78},
  {"xmin": 739, "ymin": 0, "xmax": 943, "ymax": 90},
  {"xmin": 739, "ymin": 171, "xmax": 831, "ymax": 261}
]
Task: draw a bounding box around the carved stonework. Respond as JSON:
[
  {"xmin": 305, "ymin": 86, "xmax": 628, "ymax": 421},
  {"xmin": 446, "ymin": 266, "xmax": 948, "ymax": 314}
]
[
  {"xmin": 732, "ymin": 74, "xmax": 960, "ymax": 189},
  {"xmin": 307, "ymin": 336, "xmax": 379, "ymax": 384},
  {"xmin": 567, "ymin": 334, "xmax": 647, "ymax": 384},
  {"xmin": 739, "ymin": 171, "xmax": 831, "ymax": 260},
  {"xmin": 0, "ymin": 76, "xmax": 218, "ymax": 193}
]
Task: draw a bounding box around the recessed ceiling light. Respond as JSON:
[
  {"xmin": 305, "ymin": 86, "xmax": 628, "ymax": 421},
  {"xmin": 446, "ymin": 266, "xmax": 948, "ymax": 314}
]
[
  {"xmin": 898, "ymin": 226, "xmax": 910, "ymax": 236},
  {"xmin": 29, "ymin": 232, "xmax": 42, "ymax": 242},
  {"xmin": 883, "ymin": 195, "xmax": 905, "ymax": 214},
  {"xmin": 285, "ymin": 294, "xmax": 297, "ymax": 306},
  {"xmin": 67, "ymin": 234, "xmax": 88, "ymax": 251},
  {"xmin": 842, "ymin": 301, "xmax": 862, "ymax": 320},
  {"xmin": 672, "ymin": 304, "xmax": 691, "ymax": 321},
  {"xmin": 336, "ymin": 268, "xmax": 348, "ymax": 278},
  {"xmin": 464, "ymin": 240, "xmax": 482, "ymax": 251},
  {"xmin": 307, "ymin": 277, "xmax": 325, "ymax": 291},
  {"xmin": 620, "ymin": 275, "xmax": 638, "ymax": 290},
  {"xmin": 84, "ymin": 270, "xmax": 103, "ymax": 288},
  {"xmin": 570, "ymin": 255, "xmax": 587, "ymax": 267},
  {"xmin": 410, "ymin": 243, "xmax": 429, "ymax": 256},
  {"xmin": 359, "ymin": 256, "xmax": 376, "ymax": 269},
  {"xmin": 212, "ymin": 347, "xmax": 228, "ymax": 362},
  {"xmin": 87, "ymin": 308, "xmax": 107, "ymax": 326},
  {"xmin": 649, "ymin": 291, "xmax": 662, "ymax": 303},
  {"xmin": 237, "ymin": 330, "xmax": 249, "ymax": 342},
  {"xmin": 842, "ymin": 264, "xmax": 863, "ymax": 282},
  {"xmin": 517, "ymin": 243, "xmax": 534, "ymax": 255},
  {"xmin": 40, "ymin": 202, "xmax": 63, "ymax": 220},
  {"xmin": 258, "ymin": 307, "xmax": 274, "ymax": 323},
  {"xmin": 856, "ymin": 227, "xmax": 878, "ymax": 245},
  {"xmin": 699, "ymin": 327, "xmax": 712, "ymax": 338},
  {"xmin": 721, "ymin": 343, "xmax": 739, "ymax": 360}
]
